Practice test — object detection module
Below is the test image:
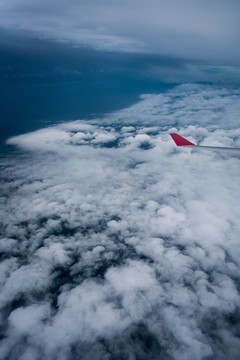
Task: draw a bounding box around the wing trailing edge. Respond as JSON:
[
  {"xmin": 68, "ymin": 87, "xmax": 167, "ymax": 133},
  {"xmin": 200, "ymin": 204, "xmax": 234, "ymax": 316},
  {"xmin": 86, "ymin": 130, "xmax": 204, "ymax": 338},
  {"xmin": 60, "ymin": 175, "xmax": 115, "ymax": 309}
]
[
  {"xmin": 170, "ymin": 133, "xmax": 240, "ymax": 151},
  {"xmin": 170, "ymin": 133, "xmax": 195, "ymax": 147}
]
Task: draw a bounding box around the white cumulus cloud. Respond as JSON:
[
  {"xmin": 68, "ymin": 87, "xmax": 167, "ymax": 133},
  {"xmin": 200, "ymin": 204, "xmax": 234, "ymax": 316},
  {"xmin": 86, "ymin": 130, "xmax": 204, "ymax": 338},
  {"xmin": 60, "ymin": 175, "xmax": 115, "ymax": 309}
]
[{"xmin": 1, "ymin": 84, "xmax": 240, "ymax": 359}]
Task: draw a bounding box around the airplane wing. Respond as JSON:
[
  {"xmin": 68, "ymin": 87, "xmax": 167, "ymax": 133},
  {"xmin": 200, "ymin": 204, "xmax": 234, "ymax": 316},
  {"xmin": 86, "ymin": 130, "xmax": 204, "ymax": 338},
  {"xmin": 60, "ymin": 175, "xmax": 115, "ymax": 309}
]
[
  {"xmin": 170, "ymin": 133, "xmax": 240, "ymax": 151},
  {"xmin": 170, "ymin": 133, "xmax": 195, "ymax": 147}
]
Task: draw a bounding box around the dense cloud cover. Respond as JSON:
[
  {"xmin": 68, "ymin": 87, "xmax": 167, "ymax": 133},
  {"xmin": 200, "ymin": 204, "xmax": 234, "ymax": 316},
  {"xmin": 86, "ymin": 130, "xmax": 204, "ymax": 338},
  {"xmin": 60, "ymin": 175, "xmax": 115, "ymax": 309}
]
[
  {"xmin": 1, "ymin": 84, "xmax": 240, "ymax": 359},
  {"xmin": 0, "ymin": 0, "xmax": 240, "ymax": 63}
]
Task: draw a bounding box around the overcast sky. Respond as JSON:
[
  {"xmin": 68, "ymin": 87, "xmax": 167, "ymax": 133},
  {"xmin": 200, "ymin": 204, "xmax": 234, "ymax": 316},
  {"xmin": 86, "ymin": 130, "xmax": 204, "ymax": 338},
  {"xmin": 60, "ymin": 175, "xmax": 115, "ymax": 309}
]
[{"xmin": 0, "ymin": 0, "xmax": 240, "ymax": 64}]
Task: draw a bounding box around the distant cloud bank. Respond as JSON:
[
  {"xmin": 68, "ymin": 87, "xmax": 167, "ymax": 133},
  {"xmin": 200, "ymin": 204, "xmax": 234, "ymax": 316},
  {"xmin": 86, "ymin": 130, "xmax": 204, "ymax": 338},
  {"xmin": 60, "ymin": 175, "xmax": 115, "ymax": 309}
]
[{"xmin": 1, "ymin": 84, "xmax": 240, "ymax": 359}]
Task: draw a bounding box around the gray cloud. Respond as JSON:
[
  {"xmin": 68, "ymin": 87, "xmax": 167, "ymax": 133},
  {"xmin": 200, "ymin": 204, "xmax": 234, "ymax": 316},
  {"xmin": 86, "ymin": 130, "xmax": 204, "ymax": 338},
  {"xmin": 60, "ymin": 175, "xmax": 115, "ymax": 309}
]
[
  {"xmin": 1, "ymin": 84, "xmax": 240, "ymax": 359},
  {"xmin": 0, "ymin": 0, "xmax": 240, "ymax": 63}
]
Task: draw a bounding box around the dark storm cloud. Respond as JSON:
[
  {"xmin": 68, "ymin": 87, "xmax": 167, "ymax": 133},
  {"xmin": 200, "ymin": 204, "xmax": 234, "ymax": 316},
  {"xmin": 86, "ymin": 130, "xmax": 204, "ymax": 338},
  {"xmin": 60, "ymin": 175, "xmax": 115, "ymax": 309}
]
[
  {"xmin": 3, "ymin": 29, "xmax": 240, "ymax": 148},
  {"xmin": 1, "ymin": 84, "xmax": 240, "ymax": 359},
  {"xmin": 2, "ymin": 29, "xmax": 239, "ymax": 91},
  {"xmin": 0, "ymin": 0, "xmax": 240, "ymax": 63}
]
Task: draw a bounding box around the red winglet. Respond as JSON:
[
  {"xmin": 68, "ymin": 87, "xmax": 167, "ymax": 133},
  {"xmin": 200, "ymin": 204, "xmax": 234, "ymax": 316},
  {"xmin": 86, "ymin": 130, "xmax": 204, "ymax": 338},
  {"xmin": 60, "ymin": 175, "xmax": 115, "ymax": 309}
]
[{"xmin": 170, "ymin": 133, "xmax": 195, "ymax": 147}]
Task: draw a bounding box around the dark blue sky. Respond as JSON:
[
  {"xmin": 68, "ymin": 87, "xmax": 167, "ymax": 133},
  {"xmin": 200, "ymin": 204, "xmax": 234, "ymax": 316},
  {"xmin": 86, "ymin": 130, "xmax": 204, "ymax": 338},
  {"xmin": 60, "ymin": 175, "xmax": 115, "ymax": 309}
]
[
  {"xmin": 1, "ymin": 29, "xmax": 239, "ymax": 147},
  {"xmin": 0, "ymin": 31, "xmax": 176, "ymax": 142},
  {"xmin": 0, "ymin": 0, "xmax": 239, "ymax": 147}
]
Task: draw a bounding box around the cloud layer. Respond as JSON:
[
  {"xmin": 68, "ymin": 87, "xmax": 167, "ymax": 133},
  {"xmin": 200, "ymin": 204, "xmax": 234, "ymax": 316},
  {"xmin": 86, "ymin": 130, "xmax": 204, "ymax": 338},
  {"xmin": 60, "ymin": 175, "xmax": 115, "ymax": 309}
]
[
  {"xmin": 0, "ymin": 0, "xmax": 240, "ymax": 63},
  {"xmin": 1, "ymin": 84, "xmax": 240, "ymax": 359}
]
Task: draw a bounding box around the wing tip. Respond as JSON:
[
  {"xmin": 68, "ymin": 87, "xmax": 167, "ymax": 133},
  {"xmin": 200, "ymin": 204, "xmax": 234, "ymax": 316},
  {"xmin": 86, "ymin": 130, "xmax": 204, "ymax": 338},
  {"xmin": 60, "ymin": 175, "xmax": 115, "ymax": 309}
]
[{"xmin": 170, "ymin": 133, "xmax": 196, "ymax": 147}]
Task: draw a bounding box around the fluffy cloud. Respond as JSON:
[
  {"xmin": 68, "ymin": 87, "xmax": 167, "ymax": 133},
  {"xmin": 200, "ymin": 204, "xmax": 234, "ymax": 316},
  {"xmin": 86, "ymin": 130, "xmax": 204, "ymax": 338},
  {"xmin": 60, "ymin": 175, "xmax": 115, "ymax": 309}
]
[{"xmin": 1, "ymin": 84, "xmax": 240, "ymax": 359}]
